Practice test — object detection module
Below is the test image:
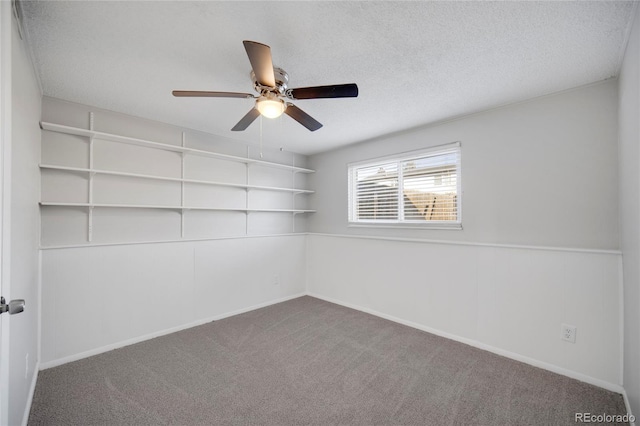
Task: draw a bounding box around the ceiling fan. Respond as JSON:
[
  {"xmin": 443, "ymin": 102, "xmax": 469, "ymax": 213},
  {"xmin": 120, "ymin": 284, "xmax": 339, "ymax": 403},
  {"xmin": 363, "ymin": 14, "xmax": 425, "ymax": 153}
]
[{"xmin": 172, "ymin": 40, "xmax": 359, "ymax": 132}]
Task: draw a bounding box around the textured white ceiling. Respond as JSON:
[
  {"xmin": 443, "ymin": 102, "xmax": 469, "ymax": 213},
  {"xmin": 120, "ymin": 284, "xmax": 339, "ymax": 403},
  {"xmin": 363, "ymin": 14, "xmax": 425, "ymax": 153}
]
[{"xmin": 20, "ymin": 1, "xmax": 637, "ymax": 155}]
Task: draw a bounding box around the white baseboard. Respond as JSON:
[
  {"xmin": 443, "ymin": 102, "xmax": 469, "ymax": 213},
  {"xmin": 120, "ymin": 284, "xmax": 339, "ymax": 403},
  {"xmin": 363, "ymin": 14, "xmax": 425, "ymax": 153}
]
[
  {"xmin": 621, "ymin": 389, "xmax": 637, "ymax": 426},
  {"xmin": 21, "ymin": 361, "xmax": 39, "ymax": 426},
  {"xmin": 306, "ymin": 292, "xmax": 625, "ymax": 395},
  {"xmin": 39, "ymin": 292, "xmax": 306, "ymax": 370}
]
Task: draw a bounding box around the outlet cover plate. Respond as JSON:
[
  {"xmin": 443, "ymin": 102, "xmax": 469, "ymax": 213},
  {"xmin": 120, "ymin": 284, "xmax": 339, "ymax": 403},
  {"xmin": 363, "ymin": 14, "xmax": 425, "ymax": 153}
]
[{"xmin": 561, "ymin": 323, "xmax": 577, "ymax": 343}]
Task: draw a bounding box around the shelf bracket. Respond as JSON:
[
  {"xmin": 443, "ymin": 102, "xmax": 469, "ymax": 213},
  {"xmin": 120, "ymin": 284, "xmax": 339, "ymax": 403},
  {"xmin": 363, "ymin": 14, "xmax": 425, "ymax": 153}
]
[
  {"xmin": 291, "ymin": 152, "xmax": 296, "ymax": 233},
  {"xmin": 180, "ymin": 132, "xmax": 186, "ymax": 239},
  {"xmin": 88, "ymin": 112, "xmax": 95, "ymax": 242}
]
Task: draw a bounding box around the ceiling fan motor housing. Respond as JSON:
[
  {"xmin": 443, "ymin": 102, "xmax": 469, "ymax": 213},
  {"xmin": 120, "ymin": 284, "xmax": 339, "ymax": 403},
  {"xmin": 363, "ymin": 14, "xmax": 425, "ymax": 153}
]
[{"xmin": 251, "ymin": 67, "xmax": 289, "ymax": 95}]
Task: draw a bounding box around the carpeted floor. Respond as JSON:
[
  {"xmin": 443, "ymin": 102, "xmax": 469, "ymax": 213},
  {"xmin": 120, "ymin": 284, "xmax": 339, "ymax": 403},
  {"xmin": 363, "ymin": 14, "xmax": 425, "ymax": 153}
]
[{"xmin": 29, "ymin": 296, "xmax": 628, "ymax": 425}]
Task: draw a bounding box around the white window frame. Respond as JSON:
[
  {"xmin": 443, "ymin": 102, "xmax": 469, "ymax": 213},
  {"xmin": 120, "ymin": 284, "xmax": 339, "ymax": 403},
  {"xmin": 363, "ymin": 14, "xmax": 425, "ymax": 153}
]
[{"xmin": 348, "ymin": 142, "xmax": 462, "ymax": 230}]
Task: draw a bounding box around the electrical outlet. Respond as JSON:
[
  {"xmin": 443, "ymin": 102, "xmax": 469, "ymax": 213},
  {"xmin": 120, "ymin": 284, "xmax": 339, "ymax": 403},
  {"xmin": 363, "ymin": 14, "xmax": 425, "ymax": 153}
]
[
  {"xmin": 561, "ymin": 324, "xmax": 577, "ymax": 343},
  {"xmin": 273, "ymin": 274, "xmax": 280, "ymax": 286}
]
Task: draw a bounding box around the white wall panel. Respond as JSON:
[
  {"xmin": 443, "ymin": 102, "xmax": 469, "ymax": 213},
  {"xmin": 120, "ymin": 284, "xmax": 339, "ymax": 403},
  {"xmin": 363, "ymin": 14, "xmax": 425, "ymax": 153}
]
[
  {"xmin": 184, "ymin": 156, "xmax": 246, "ymax": 184},
  {"xmin": 247, "ymin": 212, "xmax": 296, "ymax": 235},
  {"xmin": 307, "ymin": 234, "xmax": 622, "ymax": 386},
  {"xmin": 249, "ymin": 165, "xmax": 295, "ymax": 188},
  {"xmin": 248, "ymin": 190, "xmax": 293, "ymax": 210},
  {"xmin": 93, "ymin": 176, "xmax": 182, "ymax": 206},
  {"xmin": 182, "ymin": 210, "xmax": 247, "ymax": 239},
  {"xmin": 40, "ymin": 248, "xmax": 97, "ymax": 363},
  {"xmin": 562, "ymin": 253, "xmax": 620, "ymax": 385},
  {"xmin": 184, "ymin": 185, "xmax": 246, "ymax": 209},
  {"xmin": 193, "ymin": 236, "xmax": 305, "ymax": 318},
  {"xmin": 40, "ymin": 235, "xmax": 307, "ymax": 366},
  {"xmin": 40, "ymin": 132, "xmax": 88, "ymax": 167},
  {"xmin": 93, "ymin": 139, "xmax": 182, "ymax": 176},
  {"xmin": 40, "ymin": 206, "xmax": 88, "ymax": 247},
  {"xmin": 91, "ymin": 244, "xmax": 195, "ymax": 344},
  {"xmin": 82, "ymin": 106, "xmax": 184, "ymax": 148},
  {"xmin": 91, "ymin": 208, "xmax": 181, "ymax": 243},
  {"xmin": 40, "ymin": 169, "xmax": 88, "ymax": 203},
  {"xmin": 479, "ymin": 249, "xmax": 566, "ymax": 364},
  {"xmin": 181, "ymin": 131, "xmax": 247, "ymax": 159}
]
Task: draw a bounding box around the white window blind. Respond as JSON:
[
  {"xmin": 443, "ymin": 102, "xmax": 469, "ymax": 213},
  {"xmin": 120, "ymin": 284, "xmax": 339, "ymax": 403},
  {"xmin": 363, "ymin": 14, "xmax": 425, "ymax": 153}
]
[{"xmin": 348, "ymin": 143, "xmax": 461, "ymax": 227}]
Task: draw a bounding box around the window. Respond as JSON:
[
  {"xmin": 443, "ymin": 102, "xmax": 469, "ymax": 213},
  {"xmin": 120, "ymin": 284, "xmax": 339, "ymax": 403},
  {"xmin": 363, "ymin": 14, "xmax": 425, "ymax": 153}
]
[{"xmin": 348, "ymin": 143, "xmax": 461, "ymax": 228}]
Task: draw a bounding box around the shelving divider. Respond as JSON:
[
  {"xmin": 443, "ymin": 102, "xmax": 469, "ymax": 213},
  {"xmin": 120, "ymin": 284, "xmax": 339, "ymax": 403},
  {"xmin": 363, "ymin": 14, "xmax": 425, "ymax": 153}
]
[
  {"xmin": 88, "ymin": 112, "xmax": 95, "ymax": 242},
  {"xmin": 181, "ymin": 131, "xmax": 186, "ymax": 238},
  {"xmin": 291, "ymin": 153, "xmax": 296, "ymax": 233},
  {"xmin": 245, "ymin": 147, "xmax": 250, "ymax": 235}
]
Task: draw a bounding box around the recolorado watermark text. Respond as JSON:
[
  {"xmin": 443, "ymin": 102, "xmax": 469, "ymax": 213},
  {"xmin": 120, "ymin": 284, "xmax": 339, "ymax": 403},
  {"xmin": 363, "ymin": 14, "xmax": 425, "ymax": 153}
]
[{"xmin": 575, "ymin": 412, "xmax": 635, "ymax": 423}]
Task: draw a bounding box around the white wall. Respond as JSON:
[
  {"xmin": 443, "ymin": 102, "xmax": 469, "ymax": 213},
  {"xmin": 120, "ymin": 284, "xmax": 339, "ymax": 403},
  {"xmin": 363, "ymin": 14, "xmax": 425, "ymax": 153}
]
[
  {"xmin": 309, "ymin": 80, "xmax": 619, "ymax": 250},
  {"xmin": 4, "ymin": 9, "xmax": 42, "ymax": 426},
  {"xmin": 618, "ymin": 5, "xmax": 640, "ymax": 417},
  {"xmin": 307, "ymin": 81, "xmax": 623, "ymax": 389},
  {"xmin": 307, "ymin": 235, "xmax": 621, "ymax": 387},
  {"xmin": 38, "ymin": 98, "xmax": 311, "ymax": 367},
  {"xmin": 40, "ymin": 235, "xmax": 306, "ymax": 366}
]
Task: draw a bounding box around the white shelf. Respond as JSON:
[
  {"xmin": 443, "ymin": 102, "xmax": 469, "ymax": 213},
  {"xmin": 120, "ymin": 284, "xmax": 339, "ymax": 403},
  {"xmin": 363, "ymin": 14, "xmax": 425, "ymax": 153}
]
[
  {"xmin": 39, "ymin": 202, "xmax": 315, "ymax": 214},
  {"xmin": 40, "ymin": 164, "xmax": 314, "ymax": 194},
  {"xmin": 40, "ymin": 122, "xmax": 315, "ymax": 174}
]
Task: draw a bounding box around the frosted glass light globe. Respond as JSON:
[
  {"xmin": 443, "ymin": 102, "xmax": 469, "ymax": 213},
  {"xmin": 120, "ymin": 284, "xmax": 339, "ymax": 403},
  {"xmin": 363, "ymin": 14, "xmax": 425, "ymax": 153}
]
[{"xmin": 256, "ymin": 97, "xmax": 285, "ymax": 118}]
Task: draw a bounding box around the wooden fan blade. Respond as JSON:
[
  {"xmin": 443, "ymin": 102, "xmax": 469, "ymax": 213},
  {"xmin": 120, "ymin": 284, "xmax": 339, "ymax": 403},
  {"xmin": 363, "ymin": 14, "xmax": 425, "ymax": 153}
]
[
  {"xmin": 231, "ymin": 108, "xmax": 261, "ymax": 131},
  {"xmin": 243, "ymin": 41, "xmax": 276, "ymax": 88},
  {"xmin": 287, "ymin": 83, "xmax": 358, "ymax": 100},
  {"xmin": 284, "ymin": 104, "xmax": 322, "ymax": 132},
  {"xmin": 172, "ymin": 91, "xmax": 254, "ymax": 98}
]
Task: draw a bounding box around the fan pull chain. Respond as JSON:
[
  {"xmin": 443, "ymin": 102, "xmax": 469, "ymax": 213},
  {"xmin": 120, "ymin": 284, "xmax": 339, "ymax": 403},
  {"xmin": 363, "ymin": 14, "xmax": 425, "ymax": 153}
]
[{"xmin": 259, "ymin": 115, "xmax": 263, "ymax": 158}]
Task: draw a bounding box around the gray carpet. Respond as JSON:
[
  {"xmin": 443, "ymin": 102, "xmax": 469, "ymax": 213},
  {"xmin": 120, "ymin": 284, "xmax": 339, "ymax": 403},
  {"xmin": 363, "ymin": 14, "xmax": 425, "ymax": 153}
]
[{"xmin": 29, "ymin": 296, "xmax": 628, "ymax": 425}]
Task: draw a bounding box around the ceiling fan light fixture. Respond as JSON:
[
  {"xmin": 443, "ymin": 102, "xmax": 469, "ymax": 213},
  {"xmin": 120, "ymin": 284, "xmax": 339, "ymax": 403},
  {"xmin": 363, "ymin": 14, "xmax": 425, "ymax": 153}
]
[
  {"xmin": 173, "ymin": 41, "xmax": 358, "ymax": 131},
  {"xmin": 256, "ymin": 95, "xmax": 286, "ymax": 118}
]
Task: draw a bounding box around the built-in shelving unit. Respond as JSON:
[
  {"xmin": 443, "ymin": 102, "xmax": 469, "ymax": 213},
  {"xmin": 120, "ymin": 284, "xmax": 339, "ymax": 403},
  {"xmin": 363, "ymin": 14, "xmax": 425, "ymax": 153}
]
[{"xmin": 40, "ymin": 116, "xmax": 315, "ymax": 244}]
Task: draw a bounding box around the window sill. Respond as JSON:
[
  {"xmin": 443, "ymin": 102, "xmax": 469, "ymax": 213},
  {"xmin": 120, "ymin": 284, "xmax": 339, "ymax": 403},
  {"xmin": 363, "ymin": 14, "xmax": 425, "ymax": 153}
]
[{"xmin": 348, "ymin": 222, "xmax": 463, "ymax": 231}]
